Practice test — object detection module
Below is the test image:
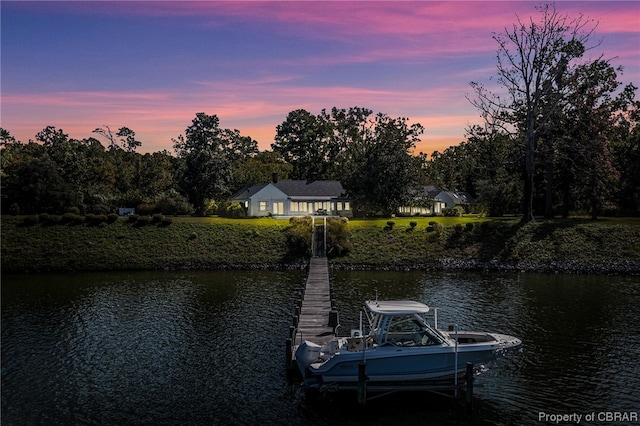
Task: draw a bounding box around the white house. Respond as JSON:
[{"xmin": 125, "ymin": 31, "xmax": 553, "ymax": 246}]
[
  {"xmin": 397, "ymin": 185, "xmax": 476, "ymax": 215},
  {"xmin": 231, "ymin": 176, "xmax": 351, "ymax": 217},
  {"xmin": 397, "ymin": 185, "xmax": 446, "ymax": 216}
]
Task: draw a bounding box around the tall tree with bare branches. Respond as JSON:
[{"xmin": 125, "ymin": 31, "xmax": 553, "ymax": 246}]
[{"xmin": 469, "ymin": 3, "xmax": 599, "ymax": 222}]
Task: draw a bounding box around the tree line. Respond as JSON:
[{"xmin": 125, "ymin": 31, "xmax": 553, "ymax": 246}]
[
  {"xmin": 1, "ymin": 4, "xmax": 638, "ymax": 219},
  {"xmin": 0, "ymin": 107, "xmax": 424, "ymax": 217}
]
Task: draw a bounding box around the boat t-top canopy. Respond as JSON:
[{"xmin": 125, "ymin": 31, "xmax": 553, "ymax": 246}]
[{"xmin": 364, "ymin": 300, "xmax": 430, "ymax": 315}]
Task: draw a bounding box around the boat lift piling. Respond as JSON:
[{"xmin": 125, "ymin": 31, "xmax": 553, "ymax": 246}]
[
  {"xmin": 342, "ymin": 318, "xmax": 475, "ymax": 408},
  {"xmin": 350, "ymin": 320, "xmax": 474, "ymax": 408},
  {"xmin": 465, "ymin": 362, "xmax": 474, "ymax": 411},
  {"xmin": 357, "ymin": 362, "xmax": 367, "ymax": 405},
  {"xmin": 353, "ymin": 362, "xmax": 475, "ymax": 409}
]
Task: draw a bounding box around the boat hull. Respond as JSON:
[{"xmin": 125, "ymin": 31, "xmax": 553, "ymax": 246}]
[{"xmin": 295, "ymin": 332, "xmax": 521, "ymax": 387}]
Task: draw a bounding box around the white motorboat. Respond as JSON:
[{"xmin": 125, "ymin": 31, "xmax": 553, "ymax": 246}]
[{"xmin": 294, "ymin": 300, "xmax": 521, "ymax": 388}]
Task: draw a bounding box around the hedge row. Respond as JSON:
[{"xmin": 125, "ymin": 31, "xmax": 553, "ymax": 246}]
[{"xmin": 21, "ymin": 213, "xmax": 172, "ymax": 227}]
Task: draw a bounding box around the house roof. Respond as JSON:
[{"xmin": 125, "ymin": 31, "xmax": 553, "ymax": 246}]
[
  {"xmin": 231, "ymin": 183, "xmax": 269, "ymax": 200},
  {"xmin": 404, "ymin": 186, "xmax": 476, "ymax": 205},
  {"xmin": 231, "ymin": 180, "xmax": 347, "ymax": 200},
  {"xmin": 273, "ymin": 180, "xmax": 346, "ymax": 197},
  {"xmin": 437, "ymin": 191, "xmax": 476, "ymax": 205}
]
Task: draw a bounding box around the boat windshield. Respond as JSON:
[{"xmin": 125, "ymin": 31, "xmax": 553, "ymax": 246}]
[{"xmin": 376, "ymin": 313, "xmax": 446, "ymax": 346}]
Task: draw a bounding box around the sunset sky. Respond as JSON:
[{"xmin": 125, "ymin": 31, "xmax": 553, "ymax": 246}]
[{"xmin": 2, "ymin": 1, "xmax": 639, "ymax": 155}]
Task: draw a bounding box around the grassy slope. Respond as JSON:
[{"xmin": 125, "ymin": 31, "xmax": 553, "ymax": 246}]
[
  {"xmin": 2, "ymin": 216, "xmax": 639, "ymax": 274},
  {"xmin": 335, "ymin": 217, "xmax": 640, "ymax": 271},
  {"xmin": 1, "ymin": 217, "xmax": 294, "ymax": 273}
]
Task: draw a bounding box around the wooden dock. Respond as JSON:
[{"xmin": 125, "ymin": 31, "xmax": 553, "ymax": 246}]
[
  {"xmin": 287, "ymin": 219, "xmax": 339, "ymax": 367},
  {"xmin": 295, "ymin": 257, "xmax": 337, "ymax": 346}
]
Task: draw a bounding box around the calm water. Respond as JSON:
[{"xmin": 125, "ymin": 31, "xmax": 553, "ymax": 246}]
[{"xmin": 2, "ymin": 270, "xmax": 639, "ymax": 425}]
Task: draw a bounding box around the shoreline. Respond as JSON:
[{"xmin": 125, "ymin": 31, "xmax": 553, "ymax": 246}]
[
  {"xmin": 3, "ymin": 259, "xmax": 640, "ymax": 276},
  {"xmin": 329, "ymin": 258, "xmax": 640, "ymax": 275},
  {"xmin": 3, "ymin": 216, "xmax": 639, "ymax": 276}
]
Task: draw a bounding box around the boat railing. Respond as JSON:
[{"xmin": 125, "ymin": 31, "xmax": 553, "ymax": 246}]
[
  {"xmin": 291, "ymin": 327, "xmax": 304, "ymax": 348},
  {"xmin": 334, "ymin": 323, "xmax": 343, "ymax": 337},
  {"xmin": 434, "ymin": 307, "xmax": 438, "ymax": 330}
]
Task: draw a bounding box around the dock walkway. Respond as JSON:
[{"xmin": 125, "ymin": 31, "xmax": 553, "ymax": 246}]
[
  {"xmin": 287, "ymin": 219, "xmax": 337, "ymax": 367},
  {"xmin": 295, "ymin": 257, "xmax": 337, "ymax": 346}
]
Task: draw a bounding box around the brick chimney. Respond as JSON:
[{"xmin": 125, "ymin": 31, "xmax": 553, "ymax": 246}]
[{"xmin": 272, "ymin": 172, "xmax": 278, "ymax": 183}]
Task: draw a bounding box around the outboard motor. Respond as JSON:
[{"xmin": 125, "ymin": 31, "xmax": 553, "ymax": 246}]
[{"xmin": 294, "ymin": 341, "xmax": 321, "ymax": 375}]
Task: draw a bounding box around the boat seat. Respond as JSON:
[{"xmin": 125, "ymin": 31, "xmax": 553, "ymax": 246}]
[{"xmin": 347, "ymin": 336, "xmax": 363, "ymax": 351}]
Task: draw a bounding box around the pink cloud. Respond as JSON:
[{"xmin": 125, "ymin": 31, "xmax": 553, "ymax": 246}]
[
  {"xmin": 2, "ymin": 77, "xmax": 477, "ymax": 153},
  {"xmin": 3, "ymin": 1, "xmax": 637, "ymax": 156},
  {"xmin": 38, "ymin": 2, "xmax": 637, "ymax": 46}
]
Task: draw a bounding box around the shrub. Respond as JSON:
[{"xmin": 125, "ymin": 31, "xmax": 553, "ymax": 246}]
[
  {"xmin": 289, "ymin": 216, "xmax": 312, "ymax": 226},
  {"xmin": 128, "ymin": 214, "xmax": 139, "ymax": 224},
  {"xmin": 326, "ymin": 217, "xmax": 353, "ymax": 257},
  {"xmin": 426, "ymin": 221, "xmax": 443, "ymax": 233},
  {"xmin": 338, "ymin": 209, "xmax": 353, "ymax": 219},
  {"xmin": 465, "ymin": 222, "xmax": 474, "ymax": 232},
  {"xmin": 22, "ymin": 215, "xmax": 39, "ymax": 226},
  {"xmin": 384, "ymin": 220, "xmax": 395, "ymax": 231},
  {"xmin": 155, "ymin": 192, "xmax": 194, "ymax": 216},
  {"xmin": 62, "ymin": 212, "xmax": 84, "ymax": 224},
  {"xmin": 188, "ymin": 232, "xmax": 197, "ymax": 240},
  {"xmin": 286, "ymin": 216, "xmax": 312, "ymax": 257},
  {"xmin": 443, "ymin": 206, "xmax": 464, "ymax": 217},
  {"xmin": 223, "ymin": 202, "xmax": 246, "ymax": 218},
  {"xmin": 41, "ymin": 214, "xmax": 62, "ymax": 225},
  {"xmin": 203, "ymin": 199, "xmax": 218, "ymax": 216},
  {"xmin": 107, "ymin": 213, "xmax": 119, "ymax": 223},
  {"xmin": 136, "ymin": 203, "xmax": 156, "ymax": 216},
  {"xmin": 152, "ymin": 213, "xmax": 164, "ymax": 224},
  {"xmin": 86, "ymin": 214, "xmax": 108, "ymax": 226},
  {"xmin": 136, "ymin": 216, "xmax": 151, "ymax": 226},
  {"xmin": 409, "ymin": 221, "xmax": 418, "ymax": 229},
  {"xmin": 160, "ymin": 217, "xmax": 173, "ymax": 227}
]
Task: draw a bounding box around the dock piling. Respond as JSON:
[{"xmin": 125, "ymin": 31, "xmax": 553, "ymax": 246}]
[
  {"xmin": 465, "ymin": 362, "xmax": 474, "ymax": 411},
  {"xmin": 357, "ymin": 362, "xmax": 367, "ymax": 405},
  {"xmin": 286, "ymin": 338, "xmax": 294, "ymax": 370}
]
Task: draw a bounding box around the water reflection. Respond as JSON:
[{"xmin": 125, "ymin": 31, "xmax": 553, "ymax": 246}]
[{"xmin": 2, "ymin": 270, "xmax": 639, "ymax": 425}]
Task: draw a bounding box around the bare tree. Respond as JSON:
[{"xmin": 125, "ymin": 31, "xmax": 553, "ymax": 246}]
[{"xmin": 469, "ymin": 3, "xmax": 599, "ymax": 222}]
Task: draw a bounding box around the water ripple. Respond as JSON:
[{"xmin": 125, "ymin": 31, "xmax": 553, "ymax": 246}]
[{"xmin": 2, "ymin": 270, "xmax": 639, "ymax": 425}]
